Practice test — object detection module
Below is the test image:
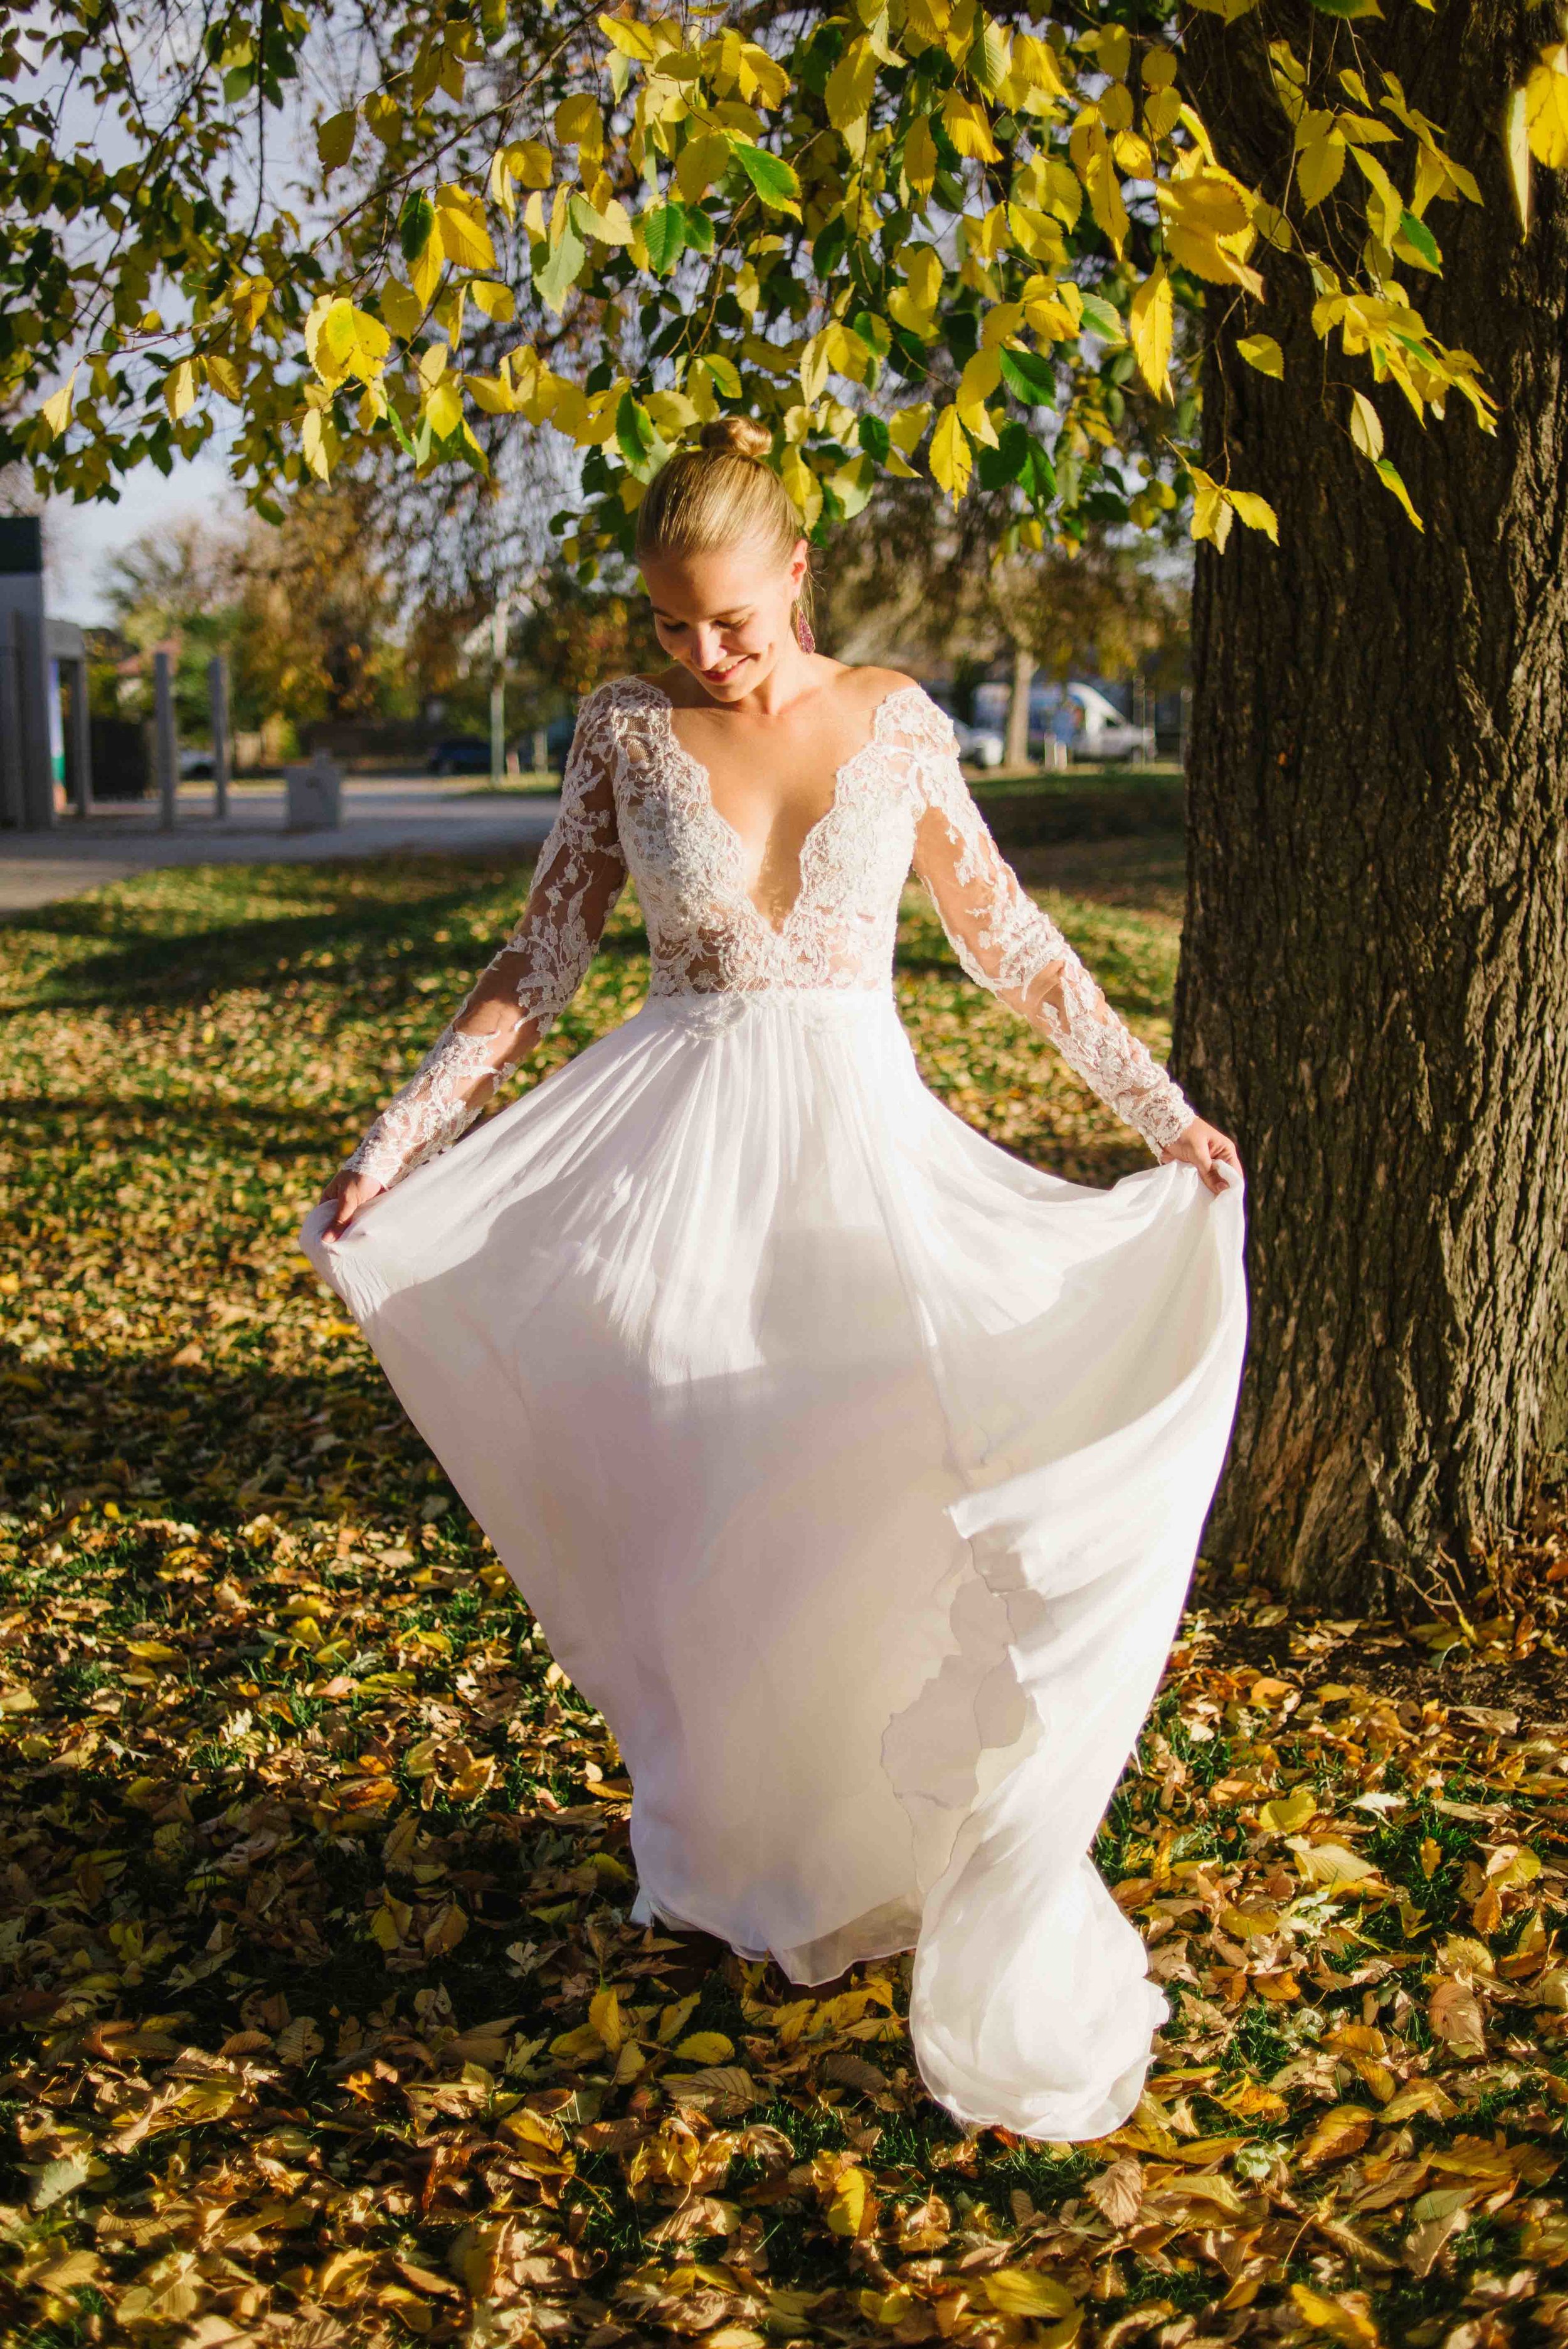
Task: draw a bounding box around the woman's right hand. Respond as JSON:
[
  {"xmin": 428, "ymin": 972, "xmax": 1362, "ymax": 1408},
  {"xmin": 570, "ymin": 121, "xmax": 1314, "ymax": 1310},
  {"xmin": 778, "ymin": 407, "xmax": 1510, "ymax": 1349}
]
[{"xmin": 319, "ymin": 1168, "xmax": 386, "ymax": 1240}]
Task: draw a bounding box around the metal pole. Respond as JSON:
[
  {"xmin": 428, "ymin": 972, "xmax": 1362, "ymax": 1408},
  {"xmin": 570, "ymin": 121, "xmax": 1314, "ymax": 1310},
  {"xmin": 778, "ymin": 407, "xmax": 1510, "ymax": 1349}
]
[
  {"xmin": 154, "ymin": 648, "xmax": 177, "ymax": 830},
  {"xmin": 209, "ymin": 654, "xmax": 231, "ymax": 820},
  {"xmin": 489, "ymin": 597, "xmax": 509, "ymax": 787},
  {"xmin": 68, "ymin": 657, "xmax": 91, "ymax": 815}
]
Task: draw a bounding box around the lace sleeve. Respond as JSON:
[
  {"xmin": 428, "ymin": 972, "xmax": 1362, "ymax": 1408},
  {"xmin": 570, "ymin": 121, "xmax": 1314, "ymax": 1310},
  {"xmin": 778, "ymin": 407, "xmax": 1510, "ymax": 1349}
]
[
  {"xmin": 340, "ymin": 687, "xmax": 628, "ymax": 1191},
  {"xmin": 899, "ymin": 694, "xmax": 1194, "ymax": 1155}
]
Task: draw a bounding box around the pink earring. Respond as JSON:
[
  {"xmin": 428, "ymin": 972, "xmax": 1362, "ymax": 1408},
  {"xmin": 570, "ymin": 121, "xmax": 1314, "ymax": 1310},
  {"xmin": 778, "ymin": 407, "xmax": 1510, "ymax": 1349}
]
[{"xmin": 794, "ymin": 604, "xmax": 815, "ymax": 655}]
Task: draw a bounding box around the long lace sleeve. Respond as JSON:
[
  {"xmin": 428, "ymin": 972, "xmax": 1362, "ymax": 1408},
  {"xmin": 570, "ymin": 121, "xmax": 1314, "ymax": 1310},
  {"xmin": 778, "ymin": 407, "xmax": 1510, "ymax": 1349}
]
[
  {"xmin": 341, "ymin": 686, "xmax": 628, "ymax": 1191},
  {"xmin": 901, "ymin": 697, "xmax": 1195, "ymax": 1155}
]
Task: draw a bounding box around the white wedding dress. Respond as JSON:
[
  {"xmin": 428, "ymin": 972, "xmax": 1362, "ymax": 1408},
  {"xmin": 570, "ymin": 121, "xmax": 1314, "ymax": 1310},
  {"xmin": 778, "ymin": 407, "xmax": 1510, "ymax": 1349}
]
[{"xmin": 301, "ymin": 678, "xmax": 1246, "ymax": 2141}]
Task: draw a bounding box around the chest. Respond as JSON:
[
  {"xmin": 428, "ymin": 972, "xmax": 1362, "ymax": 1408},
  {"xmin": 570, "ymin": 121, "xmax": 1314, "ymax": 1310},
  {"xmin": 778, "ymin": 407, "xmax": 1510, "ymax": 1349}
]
[{"xmin": 615, "ymin": 729, "xmax": 918, "ymax": 936}]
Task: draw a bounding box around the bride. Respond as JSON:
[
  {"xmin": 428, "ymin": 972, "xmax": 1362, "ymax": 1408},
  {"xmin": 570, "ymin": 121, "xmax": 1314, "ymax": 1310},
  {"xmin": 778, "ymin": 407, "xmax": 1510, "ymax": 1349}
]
[{"xmin": 302, "ymin": 417, "xmax": 1247, "ymax": 2141}]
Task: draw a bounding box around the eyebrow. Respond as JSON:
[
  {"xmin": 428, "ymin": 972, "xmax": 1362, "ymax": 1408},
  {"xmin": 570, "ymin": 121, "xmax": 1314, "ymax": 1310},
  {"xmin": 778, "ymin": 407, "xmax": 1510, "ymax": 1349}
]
[{"xmin": 651, "ymin": 606, "xmax": 751, "ymax": 622}]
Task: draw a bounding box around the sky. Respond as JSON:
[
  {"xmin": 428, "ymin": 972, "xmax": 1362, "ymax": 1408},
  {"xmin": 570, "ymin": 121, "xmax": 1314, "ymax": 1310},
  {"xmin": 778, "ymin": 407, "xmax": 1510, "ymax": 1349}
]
[{"xmin": 43, "ymin": 447, "xmax": 238, "ymax": 627}]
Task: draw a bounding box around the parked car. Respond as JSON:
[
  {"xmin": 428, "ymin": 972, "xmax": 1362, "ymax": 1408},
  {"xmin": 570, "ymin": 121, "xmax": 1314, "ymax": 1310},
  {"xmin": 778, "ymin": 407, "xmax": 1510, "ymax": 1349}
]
[
  {"xmin": 426, "ymin": 736, "xmax": 492, "ymax": 776},
  {"xmin": 179, "ymin": 746, "xmax": 215, "ymax": 779},
  {"xmin": 923, "ymin": 686, "xmax": 1006, "ymax": 770},
  {"xmin": 1065, "ymin": 682, "xmax": 1156, "ymax": 763}
]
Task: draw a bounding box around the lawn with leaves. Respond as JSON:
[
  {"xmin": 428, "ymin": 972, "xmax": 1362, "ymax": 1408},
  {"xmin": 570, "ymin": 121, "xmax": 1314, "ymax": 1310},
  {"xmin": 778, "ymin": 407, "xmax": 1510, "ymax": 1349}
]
[{"xmin": 1, "ymin": 854, "xmax": 1565, "ymax": 2349}]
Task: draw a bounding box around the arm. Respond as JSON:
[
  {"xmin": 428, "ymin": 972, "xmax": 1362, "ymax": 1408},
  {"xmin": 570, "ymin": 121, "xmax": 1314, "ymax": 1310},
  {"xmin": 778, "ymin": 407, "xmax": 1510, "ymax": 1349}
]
[
  {"xmin": 902, "ymin": 701, "xmax": 1195, "ymax": 1157},
  {"xmin": 329, "ymin": 689, "xmax": 627, "ymax": 1207}
]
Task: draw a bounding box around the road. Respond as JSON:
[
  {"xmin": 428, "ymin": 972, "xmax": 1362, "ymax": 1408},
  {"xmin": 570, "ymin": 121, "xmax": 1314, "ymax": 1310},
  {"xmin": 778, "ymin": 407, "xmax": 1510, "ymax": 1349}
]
[{"xmin": 0, "ymin": 778, "xmax": 563, "ymax": 917}]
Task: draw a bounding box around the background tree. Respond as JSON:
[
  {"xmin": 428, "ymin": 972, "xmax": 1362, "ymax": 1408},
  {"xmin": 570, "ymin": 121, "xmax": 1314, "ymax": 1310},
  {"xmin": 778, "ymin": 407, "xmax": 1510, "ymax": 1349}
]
[{"xmin": 1172, "ymin": 4, "xmax": 1568, "ymax": 1604}]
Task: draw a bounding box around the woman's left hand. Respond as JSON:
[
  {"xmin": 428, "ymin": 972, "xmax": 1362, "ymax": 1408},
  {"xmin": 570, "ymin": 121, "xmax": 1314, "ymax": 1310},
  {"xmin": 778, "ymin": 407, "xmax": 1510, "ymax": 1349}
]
[{"xmin": 1162, "ymin": 1117, "xmax": 1242, "ymax": 1197}]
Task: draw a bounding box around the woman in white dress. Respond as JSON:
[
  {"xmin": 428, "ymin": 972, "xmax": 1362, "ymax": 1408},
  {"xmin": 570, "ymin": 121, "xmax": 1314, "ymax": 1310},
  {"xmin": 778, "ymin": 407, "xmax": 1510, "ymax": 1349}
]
[{"xmin": 303, "ymin": 418, "xmax": 1247, "ymax": 2143}]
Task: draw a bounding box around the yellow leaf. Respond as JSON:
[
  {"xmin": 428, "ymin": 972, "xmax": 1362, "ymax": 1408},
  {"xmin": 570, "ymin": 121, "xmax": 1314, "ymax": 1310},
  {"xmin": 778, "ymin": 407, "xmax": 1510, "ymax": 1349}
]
[
  {"xmin": 1227, "ymin": 489, "xmax": 1279, "ymax": 542},
  {"xmin": 423, "ymin": 379, "xmax": 464, "ymax": 439},
  {"xmin": 779, "ymin": 447, "xmax": 822, "ymax": 528},
  {"xmin": 40, "ymin": 368, "xmax": 78, "ymax": 440},
  {"xmin": 674, "ymin": 2030, "xmax": 735, "ymax": 2062},
  {"xmin": 590, "ymin": 1988, "xmax": 624, "ymax": 2051},
  {"xmin": 1300, "ymin": 2104, "xmax": 1377, "ymax": 2169},
  {"xmin": 1504, "ymin": 87, "xmax": 1532, "ymax": 233},
  {"xmin": 598, "ymin": 13, "xmax": 660, "ymax": 61},
  {"xmin": 205, "ymin": 353, "xmax": 243, "ymax": 401},
  {"xmin": 904, "ymin": 112, "xmax": 937, "ymax": 195},
  {"xmin": 434, "ymin": 186, "xmax": 496, "ymax": 273},
  {"xmin": 826, "ymin": 36, "xmax": 877, "ymax": 132},
  {"xmin": 983, "ymin": 2271, "xmax": 1078, "ymax": 2321},
  {"xmin": 1349, "ymin": 144, "xmax": 1404, "ymax": 247},
  {"xmin": 555, "ymin": 92, "xmax": 603, "ymax": 146},
  {"xmin": 464, "ymin": 373, "xmax": 517, "ymax": 415},
  {"xmin": 164, "ymin": 360, "xmax": 198, "ymax": 422},
  {"xmin": 410, "ymin": 226, "xmax": 445, "ymax": 310},
  {"xmin": 1291, "ymin": 2285, "xmax": 1379, "ymax": 2348},
  {"xmin": 677, "ymin": 130, "xmax": 733, "ymax": 202},
  {"xmin": 317, "ymin": 109, "xmax": 357, "ymax": 171},
  {"xmin": 826, "ymin": 2166, "xmax": 876, "ymax": 2237},
  {"xmin": 470, "ymin": 280, "xmax": 516, "ymax": 321},
  {"xmin": 1189, "ymin": 467, "xmax": 1232, "ymax": 551},
  {"xmin": 1348, "ymin": 390, "xmax": 1384, "ymax": 460},
  {"xmin": 369, "ymin": 1894, "xmax": 411, "ymax": 1950},
  {"xmin": 1524, "ymin": 50, "xmax": 1568, "ymax": 168},
  {"xmin": 1236, "ymin": 332, "xmax": 1283, "ymax": 378},
  {"xmin": 1085, "ymin": 142, "xmax": 1130, "ymax": 257},
  {"xmin": 506, "ymin": 138, "xmax": 553, "ymax": 189},
  {"xmin": 1258, "ymin": 1786, "xmax": 1317, "ymax": 1834},
  {"xmin": 1128, "ymin": 261, "xmax": 1173, "ymax": 400},
  {"xmin": 928, "ymin": 403, "xmax": 972, "ymax": 502},
  {"xmin": 955, "ymin": 347, "xmax": 1000, "ymax": 445},
  {"xmin": 943, "ymin": 91, "xmax": 1001, "ymax": 163},
  {"xmin": 126, "ymin": 1638, "xmax": 181, "ymax": 1662},
  {"xmin": 1297, "ymin": 130, "xmax": 1347, "ymax": 208}
]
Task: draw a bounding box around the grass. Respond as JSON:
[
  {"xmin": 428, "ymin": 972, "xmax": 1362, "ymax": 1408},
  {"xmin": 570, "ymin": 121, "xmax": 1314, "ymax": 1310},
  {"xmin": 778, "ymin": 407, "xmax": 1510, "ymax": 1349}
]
[{"xmin": 0, "ymin": 844, "xmax": 1564, "ymax": 2348}]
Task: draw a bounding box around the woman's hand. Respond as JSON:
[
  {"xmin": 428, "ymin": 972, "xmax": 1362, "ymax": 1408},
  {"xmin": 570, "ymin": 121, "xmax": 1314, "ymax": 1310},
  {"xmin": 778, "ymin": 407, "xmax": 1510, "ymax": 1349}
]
[
  {"xmin": 318, "ymin": 1168, "xmax": 386, "ymax": 1239},
  {"xmin": 1162, "ymin": 1117, "xmax": 1242, "ymax": 1197}
]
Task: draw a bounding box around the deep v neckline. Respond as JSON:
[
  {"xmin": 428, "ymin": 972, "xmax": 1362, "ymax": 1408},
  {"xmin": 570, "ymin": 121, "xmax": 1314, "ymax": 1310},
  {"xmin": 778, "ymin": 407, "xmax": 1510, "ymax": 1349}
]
[{"xmin": 640, "ymin": 679, "xmax": 923, "ymax": 938}]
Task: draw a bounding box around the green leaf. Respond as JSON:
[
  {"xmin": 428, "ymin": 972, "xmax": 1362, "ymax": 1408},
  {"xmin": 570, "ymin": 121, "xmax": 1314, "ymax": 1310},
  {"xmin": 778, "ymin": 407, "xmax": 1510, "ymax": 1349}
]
[
  {"xmin": 1308, "ymin": 0, "xmax": 1382, "ymax": 13},
  {"xmin": 997, "ymin": 346, "xmax": 1056, "ymax": 406},
  {"xmin": 642, "ymin": 200, "xmax": 689, "ymax": 275},
  {"xmin": 615, "ymin": 391, "xmax": 655, "ymax": 471},
  {"xmin": 534, "ymin": 219, "xmax": 586, "ymax": 314},
  {"xmin": 857, "ymin": 413, "xmax": 891, "ymax": 463},
  {"xmin": 1077, "ymin": 292, "xmax": 1125, "ymax": 345},
  {"xmin": 399, "ymin": 191, "xmax": 435, "ymax": 265},
  {"xmin": 1023, "ymin": 437, "xmax": 1057, "ymax": 509},
  {"xmin": 977, "ymin": 419, "xmax": 1030, "ymax": 490},
  {"xmin": 734, "ymin": 144, "xmax": 802, "ymax": 216},
  {"xmin": 1396, "ymin": 209, "xmax": 1441, "ymax": 270}
]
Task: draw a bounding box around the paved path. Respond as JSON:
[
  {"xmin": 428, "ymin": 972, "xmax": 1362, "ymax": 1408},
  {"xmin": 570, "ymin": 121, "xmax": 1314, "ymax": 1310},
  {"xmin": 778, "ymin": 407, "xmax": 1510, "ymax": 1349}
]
[{"xmin": 0, "ymin": 781, "xmax": 563, "ymax": 916}]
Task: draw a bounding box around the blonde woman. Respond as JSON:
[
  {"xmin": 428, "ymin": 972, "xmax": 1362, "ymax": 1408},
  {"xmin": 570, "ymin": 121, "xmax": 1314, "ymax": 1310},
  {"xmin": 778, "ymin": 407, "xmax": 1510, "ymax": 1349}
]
[{"xmin": 304, "ymin": 418, "xmax": 1246, "ymax": 2141}]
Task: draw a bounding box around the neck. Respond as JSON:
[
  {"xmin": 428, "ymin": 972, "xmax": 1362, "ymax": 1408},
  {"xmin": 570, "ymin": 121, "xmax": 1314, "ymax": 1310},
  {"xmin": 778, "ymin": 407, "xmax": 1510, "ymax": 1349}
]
[{"xmin": 695, "ymin": 639, "xmax": 817, "ymax": 719}]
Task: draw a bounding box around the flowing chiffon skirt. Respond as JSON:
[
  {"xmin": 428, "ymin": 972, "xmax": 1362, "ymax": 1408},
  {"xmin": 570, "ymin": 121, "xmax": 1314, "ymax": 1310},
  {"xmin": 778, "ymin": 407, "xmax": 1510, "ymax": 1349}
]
[{"xmin": 302, "ymin": 986, "xmax": 1246, "ymax": 2140}]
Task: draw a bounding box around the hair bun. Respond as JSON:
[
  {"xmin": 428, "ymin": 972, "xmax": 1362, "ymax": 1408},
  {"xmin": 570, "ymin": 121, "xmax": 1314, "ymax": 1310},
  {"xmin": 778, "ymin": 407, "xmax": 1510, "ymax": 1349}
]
[{"xmin": 698, "ymin": 416, "xmax": 772, "ymax": 461}]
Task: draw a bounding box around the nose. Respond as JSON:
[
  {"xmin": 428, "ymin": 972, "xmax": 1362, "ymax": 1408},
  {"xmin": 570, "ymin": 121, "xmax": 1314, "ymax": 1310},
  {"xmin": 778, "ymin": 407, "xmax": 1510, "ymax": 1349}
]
[{"xmin": 691, "ymin": 627, "xmax": 728, "ymax": 671}]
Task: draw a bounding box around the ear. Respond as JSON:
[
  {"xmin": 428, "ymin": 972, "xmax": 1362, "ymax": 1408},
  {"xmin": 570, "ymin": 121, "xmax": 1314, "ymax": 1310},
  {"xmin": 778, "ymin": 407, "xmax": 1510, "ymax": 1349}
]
[{"xmin": 787, "ymin": 538, "xmax": 810, "ymax": 595}]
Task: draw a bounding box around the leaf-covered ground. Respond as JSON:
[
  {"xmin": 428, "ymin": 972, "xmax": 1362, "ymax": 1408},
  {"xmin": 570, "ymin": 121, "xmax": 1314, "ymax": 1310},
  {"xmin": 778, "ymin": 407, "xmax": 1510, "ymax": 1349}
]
[{"xmin": 0, "ymin": 855, "xmax": 1565, "ymax": 2349}]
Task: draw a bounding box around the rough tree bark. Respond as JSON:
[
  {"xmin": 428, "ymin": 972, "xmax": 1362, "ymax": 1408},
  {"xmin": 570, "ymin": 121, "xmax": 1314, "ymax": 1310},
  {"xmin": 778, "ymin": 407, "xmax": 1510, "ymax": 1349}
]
[{"xmin": 1173, "ymin": 4, "xmax": 1568, "ymax": 1604}]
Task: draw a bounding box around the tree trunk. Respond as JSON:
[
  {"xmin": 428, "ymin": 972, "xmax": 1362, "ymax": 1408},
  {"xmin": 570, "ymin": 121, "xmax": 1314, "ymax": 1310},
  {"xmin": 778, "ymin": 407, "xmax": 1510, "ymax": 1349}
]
[
  {"xmin": 1173, "ymin": 5, "xmax": 1568, "ymax": 1605},
  {"xmin": 1005, "ymin": 642, "xmax": 1036, "ymax": 770}
]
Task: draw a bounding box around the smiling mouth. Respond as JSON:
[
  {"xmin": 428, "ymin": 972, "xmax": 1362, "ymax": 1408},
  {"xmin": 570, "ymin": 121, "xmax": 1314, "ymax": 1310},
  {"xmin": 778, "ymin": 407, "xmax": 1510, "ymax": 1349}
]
[{"xmin": 699, "ymin": 656, "xmax": 749, "ymax": 682}]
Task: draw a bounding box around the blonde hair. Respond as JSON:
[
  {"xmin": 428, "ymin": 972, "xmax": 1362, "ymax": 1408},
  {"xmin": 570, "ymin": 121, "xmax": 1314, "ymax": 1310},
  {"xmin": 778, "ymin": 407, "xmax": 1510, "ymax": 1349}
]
[{"xmin": 636, "ymin": 418, "xmax": 814, "ymax": 632}]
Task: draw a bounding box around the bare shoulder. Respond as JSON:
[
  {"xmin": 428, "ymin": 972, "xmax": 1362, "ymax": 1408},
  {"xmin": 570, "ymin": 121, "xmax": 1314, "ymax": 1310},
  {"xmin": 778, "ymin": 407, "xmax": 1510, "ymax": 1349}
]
[{"xmin": 825, "ymin": 662, "xmax": 926, "ymax": 711}]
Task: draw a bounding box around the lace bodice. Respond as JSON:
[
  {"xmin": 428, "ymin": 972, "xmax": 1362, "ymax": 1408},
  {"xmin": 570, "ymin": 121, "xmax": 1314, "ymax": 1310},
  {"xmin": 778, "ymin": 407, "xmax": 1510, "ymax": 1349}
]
[{"xmin": 342, "ymin": 678, "xmax": 1195, "ymax": 1189}]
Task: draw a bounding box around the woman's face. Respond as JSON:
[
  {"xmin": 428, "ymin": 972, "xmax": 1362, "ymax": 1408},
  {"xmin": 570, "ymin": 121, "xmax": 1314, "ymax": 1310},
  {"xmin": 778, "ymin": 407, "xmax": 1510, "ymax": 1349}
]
[{"xmin": 641, "ymin": 536, "xmax": 809, "ymax": 701}]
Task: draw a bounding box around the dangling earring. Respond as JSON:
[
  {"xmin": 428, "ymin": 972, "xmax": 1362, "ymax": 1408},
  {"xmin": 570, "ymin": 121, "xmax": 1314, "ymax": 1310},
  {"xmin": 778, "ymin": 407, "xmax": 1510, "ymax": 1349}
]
[{"xmin": 794, "ymin": 602, "xmax": 815, "ymax": 655}]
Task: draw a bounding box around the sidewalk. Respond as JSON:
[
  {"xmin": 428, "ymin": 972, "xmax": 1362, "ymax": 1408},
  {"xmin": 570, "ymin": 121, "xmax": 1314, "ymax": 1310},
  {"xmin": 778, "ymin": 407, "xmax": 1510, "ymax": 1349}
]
[{"xmin": 0, "ymin": 778, "xmax": 563, "ymax": 916}]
